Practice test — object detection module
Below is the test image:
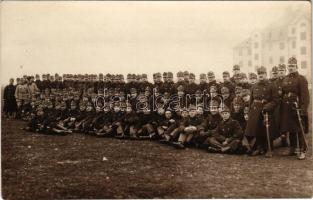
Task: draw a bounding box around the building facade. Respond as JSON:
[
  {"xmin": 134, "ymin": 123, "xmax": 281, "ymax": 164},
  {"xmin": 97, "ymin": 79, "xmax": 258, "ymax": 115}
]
[{"xmin": 233, "ymin": 8, "xmax": 311, "ymax": 81}]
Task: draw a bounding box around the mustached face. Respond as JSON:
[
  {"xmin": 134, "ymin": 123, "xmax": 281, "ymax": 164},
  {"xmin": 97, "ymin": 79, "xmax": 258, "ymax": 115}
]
[{"xmin": 288, "ymin": 64, "xmax": 297, "ymax": 73}]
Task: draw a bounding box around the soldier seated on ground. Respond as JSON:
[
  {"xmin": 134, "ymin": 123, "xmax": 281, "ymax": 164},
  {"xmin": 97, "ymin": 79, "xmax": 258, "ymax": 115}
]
[
  {"xmin": 207, "ymin": 106, "xmax": 243, "ymax": 154},
  {"xmin": 173, "ymin": 105, "xmax": 202, "ymax": 149},
  {"xmin": 157, "ymin": 110, "xmax": 177, "ymax": 141}
]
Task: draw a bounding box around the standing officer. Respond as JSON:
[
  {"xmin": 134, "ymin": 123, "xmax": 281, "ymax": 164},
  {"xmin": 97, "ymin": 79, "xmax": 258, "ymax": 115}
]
[
  {"xmin": 245, "ymin": 66, "xmax": 279, "ymax": 157},
  {"xmin": 280, "ymin": 57, "xmax": 309, "ymax": 160}
]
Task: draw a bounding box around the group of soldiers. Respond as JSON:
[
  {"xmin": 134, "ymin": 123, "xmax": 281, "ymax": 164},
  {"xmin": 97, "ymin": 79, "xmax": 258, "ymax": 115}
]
[{"xmin": 2, "ymin": 57, "xmax": 310, "ymax": 159}]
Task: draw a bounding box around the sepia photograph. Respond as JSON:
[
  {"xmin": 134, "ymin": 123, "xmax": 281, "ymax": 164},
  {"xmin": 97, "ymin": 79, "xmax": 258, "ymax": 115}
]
[{"xmin": 0, "ymin": 1, "xmax": 312, "ymax": 199}]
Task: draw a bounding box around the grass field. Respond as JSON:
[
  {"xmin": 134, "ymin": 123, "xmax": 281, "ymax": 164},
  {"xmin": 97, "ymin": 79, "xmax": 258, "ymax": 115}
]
[{"xmin": 1, "ymin": 118, "xmax": 313, "ymax": 199}]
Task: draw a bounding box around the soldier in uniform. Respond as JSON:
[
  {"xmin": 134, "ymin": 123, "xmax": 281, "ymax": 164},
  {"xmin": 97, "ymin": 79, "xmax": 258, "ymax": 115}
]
[
  {"xmin": 230, "ymin": 65, "xmax": 241, "ymax": 84},
  {"xmin": 187, "ymin": 73, "xmax": 198, "ymax": 94},
  {"xmin": 207, "ymin": 106, "xmax": 243, "ymax": 153},
  {"xmin": 174, "ymin": 105, "xmax": 202, "ymax": 148},
  {"xmin": 248, "ymin": 72, "xmax": 258, "ymax": 87},
  {"xmin": 175, "ymin": 71, "xmax": 185, "ymax": 87},
  {"xmin": 245, "ymin": 66, "xmax": 279, "ymax": 157},
  {"xmin": 220, "ymin": 71, "xmax": 235, "ymax": 97},
  {"xmin": 197, "ymin": 100, "xmax": 223, "ymax": 148},
  {"xmin": 280, "ymin": 57, "xmax": 310, "ymax": 159},
  {"xmin": 3, "ymin": 78, "xmax": 17, "ymax": 118},
  {"xmin": 207, "ymin": 71, "xmax": 219, "ymax": 91},
  {"xmin": 275, "ymin": 64, "xmax": 288, "ymax": 146},
  {"xmin": 269, "ymin": 66, "xmax": 278, "ymax": 83},
  {"xmin": 199, "ymin": 73, "xmax": 208, "ymax": 92},
  {"xmin": 162, "ymin": 72, "xmax": 175, "ymax": 94}
]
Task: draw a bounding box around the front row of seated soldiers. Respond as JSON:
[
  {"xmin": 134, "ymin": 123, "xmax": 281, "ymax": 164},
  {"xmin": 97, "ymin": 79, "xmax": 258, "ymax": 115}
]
[{"xmin": 24, "ymin": 95, "xmax": 249, "ymax": 155}]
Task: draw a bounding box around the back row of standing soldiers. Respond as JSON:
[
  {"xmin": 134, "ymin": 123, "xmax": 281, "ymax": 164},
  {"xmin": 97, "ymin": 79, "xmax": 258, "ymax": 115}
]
[{"xmin": 3, "ymin": 56, "xmax": 310, "ymax": 159}]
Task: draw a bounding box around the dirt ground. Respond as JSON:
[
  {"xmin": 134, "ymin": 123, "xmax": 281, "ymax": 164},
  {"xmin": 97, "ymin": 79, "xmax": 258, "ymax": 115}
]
[{"xmin": 1, "ymin": 118, "xmax": 313, "ymax": 199}]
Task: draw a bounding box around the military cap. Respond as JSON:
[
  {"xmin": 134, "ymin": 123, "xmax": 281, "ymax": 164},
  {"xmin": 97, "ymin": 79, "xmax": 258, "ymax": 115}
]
[
  {"xmin": 200, "ymin": 73, "xmax": 207, "ymax": 79},
  {"xmin": 167, "ymin": 72, "xmax": 173, "ymax": 78},
  {"xmin": 220, "ymin": 105, "xmax": 230, "ymax": 113},
  {"xmin": 142, "ymin": 74, "xmax": 147, "ymax": 78},
  {"xmin": 189, "ymin": 73, "xmax": 195, "ymax": 79},
  {"xmin": 288, "ymin": 56, "xmax": 297, "ymax": 65},
  {"xmin": 257, "ymin": 66, "xmax": 267, "ymax": 74},
  {"xmin": 120, "ymin": 74, "xmax": 124, "ymax": 80},
  {"xmin": 222, "ymin": 71, "xmax": 230, "ymax": 76},
  {"xmin": 207, "ymin": 71, "xmax": 215, "ymax": 78},
  {"xmin": 189, "ymin": 105, "xmax": 197, "ymax": 110},
  {"xmin": 163, "ymin": 72, "xmax": 168, "ymax": 78},
  {"xmin": 165, "ymin": 110, "xmax": 172, "ymax": 114},
  {"xmin": 221, "ymin": 86, "xmax": 230, "ymax": 94},
  {"xmin": 278, "ymin": 64, "xmax": 286, "ymax": 71},
  {"xmin": 249, "ymin": 72, "xmax": 257, "ymax": 79},
  {"xmin": 177, "ymin": 71, "xmax": 184, "ymax": 77},
  {"xmin": 136, "ymin": 74, "xmax": 142, "ymax": 80},
  {"xmin": 240, "ymin": 72, "xmax": 247, "ymax": 79},
  {"xmin": 233, "ymin": 65, "xmax": 240, "ymax": 71},
  {"xmin": 272, "ymin": 66, "xmax": 278, "ymax": 74},
  {"xmin": 155, "ymin": 72, "xmax": 162, "ymax": 78},
  {"xmin": 209, "ymin": 100, "xmax": 219, "ymax": 107},
  {"xmin": 183, "ymin": 71, "xmax": 189, "ymax": 76},
  {"xmin": 177, "ymin": 85, "xmax": 184, "ymax": 92}
]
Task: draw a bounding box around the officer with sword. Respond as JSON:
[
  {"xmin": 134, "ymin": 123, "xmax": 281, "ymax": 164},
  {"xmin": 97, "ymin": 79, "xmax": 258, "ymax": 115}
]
[{"xmin": 280, "ymin": 57, "xmax": 310, "ymax": 160}]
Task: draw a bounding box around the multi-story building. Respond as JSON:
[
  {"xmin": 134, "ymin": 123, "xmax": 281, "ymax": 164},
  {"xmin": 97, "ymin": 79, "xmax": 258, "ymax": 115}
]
[{"xmin": 233, "ymin": 7, "xmax": 311, "ymax": 81}]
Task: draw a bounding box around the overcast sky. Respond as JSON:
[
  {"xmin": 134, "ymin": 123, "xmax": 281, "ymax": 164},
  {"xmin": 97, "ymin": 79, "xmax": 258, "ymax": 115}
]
[{"xmin": 0, "ymin": 1, "xmax": 310, "ymax": 84}]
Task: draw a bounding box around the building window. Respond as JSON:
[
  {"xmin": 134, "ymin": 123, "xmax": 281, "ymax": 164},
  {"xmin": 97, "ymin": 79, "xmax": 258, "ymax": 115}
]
[
  {"xmin": 291, "ymin": 27, "xmax": 296, "ymax": 34},
  {"xmin": 254, "ymin": 42, "xmax": 258, "ymax": 49},
  {"xmin": 280, "ymin": 56, "xmax": 285, "ymax": 64},
  {"xmin": 254, "ymin": 54, "xmax": 259, "ymax": 60},
  {"xmin": 268, "ymin": 32, "xmax": 272, "ymax": 39},
  {"xmin": 300, "ymin": 32, "xmax": 306, "ymax": 40},
  {"xmin": 279, "ymin": 42, "xmax": 285, "ymax": 50},
  {"xmin": 239, "ymin": 61, "xmax": 243, "ymax": 67},
  {"xmin": 301, "ymin": 61, "xmax": 307, "ymax": 69},
  {"xmin": 239, "ymin": 49, "xmax": 242, "ymax": 56},
  {"xmin": 279, "ymin": 30, "xmax": 283, "ymax": 36},
  {"xmin": 300, "ymin": 22, "xmax": 306, "ymax": 27},
  {"xmin": 248, "ymin": 60, "xmax": 252, "ymax": 66},
  {"xmin": 292, "ymin": 41, "xmax": 296, "ymax": 49},
  {"xmin": 301, "ymin": 47, "xmax": 306, "ymax": 55},
  {"xmin": 269, "ymin": 57, "xmax": 273, "ymax": 64},
  {"xmin": 248, "ymin": 48, "xmax": 251, "ymax": 55}
]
